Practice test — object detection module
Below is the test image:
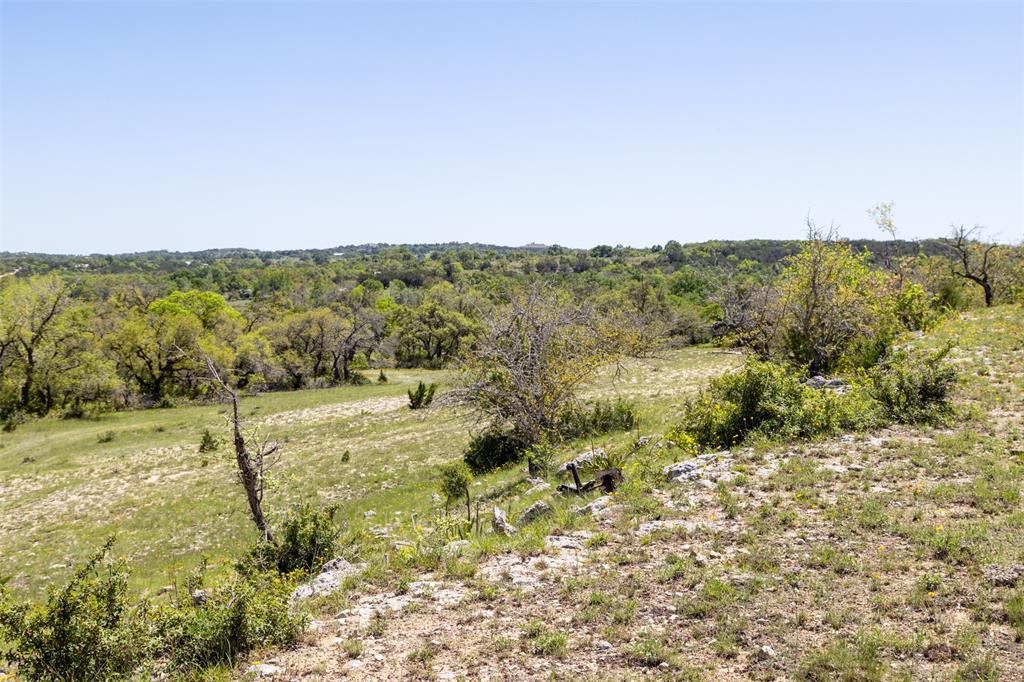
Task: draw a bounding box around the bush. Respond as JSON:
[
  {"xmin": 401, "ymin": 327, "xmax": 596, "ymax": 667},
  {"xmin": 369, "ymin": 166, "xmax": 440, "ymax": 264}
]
[
  {"xmin": 673, "ymin": 359, "xmax": 877, "ymax": 451},
  {"xmin": 871, "ymin": 343, "xmax": 957, "ymax": 424},
  {"xmin": 377, "ymin": 370, "xmax": 388, "ymax": 384},
  {"xmin": 198, "ymin": 428, "xmax": 219, "ymax": 453},
  {"xmin": 346, "ymin": 371, "xmax": 370, "ymax": 386},
  {"xmin": 438, "ymin": 462, "xmax": 472, "ymax": 520},
  {"xmin": 0, "ymin": 538, "xmax": 153, "ymax": 681},
  {"xmin": 158, "ymin": 571, "xmax": 304, "ymax": 670},
  {"xmin": 557, "ymin": 399, "xmax": 639, "ymax": 439},
  {"xmin": 463, "ymin": 427, "xmax": 529, "ymax": 474},
  {"xmin": 408, "ymin": 381, "xmax": 437, "ymax": 409},
  {"xmin": 238, "ymin": 503, "xmax": 339, "ymax": 576}
]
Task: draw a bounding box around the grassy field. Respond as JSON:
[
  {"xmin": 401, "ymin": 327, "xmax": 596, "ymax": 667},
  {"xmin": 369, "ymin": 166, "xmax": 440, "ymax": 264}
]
[{"xmin": 0, "ymin": 349, "xmax": 738, "ymax": 597}]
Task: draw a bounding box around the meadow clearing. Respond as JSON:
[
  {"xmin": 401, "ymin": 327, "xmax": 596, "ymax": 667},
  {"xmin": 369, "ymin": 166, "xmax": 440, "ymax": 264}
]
[{"xmin": 0, "ymin": 349, "xmax": 737, "ymax": 597}]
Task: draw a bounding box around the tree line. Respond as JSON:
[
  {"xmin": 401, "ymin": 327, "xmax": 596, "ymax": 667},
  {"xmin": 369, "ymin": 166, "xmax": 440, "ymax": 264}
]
[{"xmin": 1, "ymin": 232, "xmax": 1020, "ymax": 426}]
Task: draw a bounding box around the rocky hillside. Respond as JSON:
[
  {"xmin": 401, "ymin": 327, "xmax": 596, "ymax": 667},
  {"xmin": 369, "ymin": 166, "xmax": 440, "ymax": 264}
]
[{"xmin": 245, "ymin": 307, "xmax": 1024, "ymax": 681}]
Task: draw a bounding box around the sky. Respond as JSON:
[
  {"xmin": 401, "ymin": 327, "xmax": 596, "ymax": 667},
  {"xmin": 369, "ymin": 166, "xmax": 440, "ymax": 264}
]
[{"xmin": 0, "ymin": 1, "xmax": 1021, "ymax": 255}]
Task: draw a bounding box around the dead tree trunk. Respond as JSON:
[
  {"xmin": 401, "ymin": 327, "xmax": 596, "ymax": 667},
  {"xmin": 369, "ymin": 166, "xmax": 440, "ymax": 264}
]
[
  {"xmin": 228, "ymin": 390, "xmax": 275, "ymax": 542},
  {"xmin": 198, "ymin": 349, "xmax": 278, "ymax": 544}
]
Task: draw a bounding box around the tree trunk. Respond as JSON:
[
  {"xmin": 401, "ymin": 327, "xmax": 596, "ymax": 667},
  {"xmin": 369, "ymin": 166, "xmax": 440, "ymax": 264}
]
[{"xmin": 230, "ymin": 392, "xmax": 274, "ymax": 543}]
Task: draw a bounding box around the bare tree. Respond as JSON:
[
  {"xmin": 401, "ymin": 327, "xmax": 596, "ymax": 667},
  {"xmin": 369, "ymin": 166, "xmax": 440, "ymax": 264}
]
[
  {"xmin": 198, "ymin": 350, "xmax": 280, "ymax": 543},
  {"xmin": 451, "ymin": 286, "xmax": 657, "ymax": 445},
  {"xmin": 947, "ymin": 225, "xmax": 997, "ymax": 307}
]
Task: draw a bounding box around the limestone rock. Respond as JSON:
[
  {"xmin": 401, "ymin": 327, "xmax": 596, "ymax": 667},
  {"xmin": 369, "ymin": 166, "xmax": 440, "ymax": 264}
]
[
  {"xmin": 517, "ymin": 500, "xmax": 552, "ymax": 525},
  {"xmin": 576, "ymin": 495, "xmax": 613, "ymax": 516},
  {"xmin": 983, "ymin": 563, "xmax": 1024, "ymax": 587},
  {"xmin": 559, "ymin": 448, "xmax": 604, "ymax": 473},
  {"xmin": 245, "ymin": 663, "xmax": 281, "ymax": 678},
  {"xmin": 491, "ymin": 506, "xmax": 517, "ymax": 535},
  {"xmin": 291, "ymin": 557, "xmax": 361, "ymax": 601}
]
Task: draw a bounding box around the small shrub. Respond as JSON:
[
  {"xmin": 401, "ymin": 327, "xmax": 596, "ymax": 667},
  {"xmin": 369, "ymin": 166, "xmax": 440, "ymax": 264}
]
[
  {"xmin": 346, "ymin": 371, "xmax": 370, "ymax": 386},
  {"xmin": 0, "ymin": 538, "xmax": 152, "ymax": 681},
  {"xmin": 626, "ymin": 632, "xmax": 674, "ymax": 667},
  {"xmin": 463, "ymin": 427, "xmax": 529, "ymax": 474},
  {"xmin": 198, "ymin": 428, "xmax": 219, "ymax": 453},
  {"xmin": 439, "ymin": 461, "xmax": 473, "ymax": 521},
  {"xmin": 525, "ymin": 440, "xmax": 555, "ymax": 477},
  {"xmin": 377, "ymin": 370, "xmax": 388, "ymax": 384},
  {"xmin": 673, "ymin": 359, "xmax": 876, "ymax": 451},
  {"xmin": 97, "ymin": 430, "xmax": 117, "ymax": 443},
  {"xmin": 872, "ymin": 343, "xmax": 957, "ymax": 424},
  {"xmin": 797, "ymin": 638, "xmax": 883, "ymax": 682},
  {"xmin": 521, "ymin": 620, "xmax": 568, "ymax": 657},
  {"xmin": 1005, "ymin": 588, "xmax": 1024, "ymax": 641},
  {"xmin": 238, "ymin": 503, "xmax": 339, "ymax": 576},
  {"xmin": 158, "ymin": 571, "xmax": 304, "ymax": 670},
  {"xmin": 953, "ymin": 656, "xmax": 1000, "ymax": 682},
  {"xmin": 557, "ymin": 399, "xmax": 639, "ymax": 439},
  {"xmin": 408, "ymin": 381, "xmax": 437, "ymax": 409}
]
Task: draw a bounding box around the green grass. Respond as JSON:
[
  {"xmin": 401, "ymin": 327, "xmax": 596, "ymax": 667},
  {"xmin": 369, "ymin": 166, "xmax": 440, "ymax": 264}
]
[{"xmin": 0, "ymin": 348, "xmax": 737, "ymax": 596}]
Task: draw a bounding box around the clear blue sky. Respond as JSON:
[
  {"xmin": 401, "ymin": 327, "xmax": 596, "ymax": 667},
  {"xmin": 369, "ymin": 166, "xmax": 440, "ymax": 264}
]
[{"xmin": 1, "ymin": 1, "xmax": 1021, "ymax": 254}]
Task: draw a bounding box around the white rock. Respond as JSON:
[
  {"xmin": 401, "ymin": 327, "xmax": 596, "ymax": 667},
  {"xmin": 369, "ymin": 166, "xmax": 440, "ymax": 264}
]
[
  {"xmin": 491, "ymin": 506, "xmax": 517, "ymax": 535},
  {"xmin": 575, "ymin": 495, "xmax": 613, "ymax": 516},
  {"xmin": 246, "ymin": 663, "xmax": 281, "ymax": 678},
  {"xmin": 291, "ymin": 557, "xmax": 361, "ymax": 602}
]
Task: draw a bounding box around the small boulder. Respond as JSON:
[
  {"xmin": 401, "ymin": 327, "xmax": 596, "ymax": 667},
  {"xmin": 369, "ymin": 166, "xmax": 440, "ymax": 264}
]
[
  {"xmin": 245, "ymin": 663, "xmax": 281, "ymax": 678},
  {"xmin": 525, "ymin": 480, "xmax": 552, "ymax": 495},
  {"xmin": 983, "ymin": 563, "xmax": 1024, "ymax": 587},
  {"xmin": 190, "ymin": 589, "xmax": 209, "ymax": 606},
  {"xmin": 576, "ymin": 495, "xmax": 613, "ymax": 516},
  {"xmin": 559, "ymin": 448, "xmax": 604, "ymax": 473},
  {"xmin": 492, "ymin": 506, "xmax": 517, "ymax": 536},
  {"xmin": 291, "ymin": 557, "xmax": 361, "ymax": 602},
  {"xmin": 517, "ymin": 500, "xmax": 552, "ymax": 525}
]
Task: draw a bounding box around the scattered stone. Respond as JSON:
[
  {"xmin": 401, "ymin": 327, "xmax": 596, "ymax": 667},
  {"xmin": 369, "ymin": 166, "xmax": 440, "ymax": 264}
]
[
  {"xmin": 517, "ymin": 500, "xmax": 553, "ymax": 525},
  {"xmin": 663, "ymin": 459, "xmax": 701, "ymax": 481},
  {"xmin": 245, "ymin": 663, "xmax": 281, "ymax": 678},
  {"xmin": 343, "ymin": 659, "xmax": 364, "ymax": 671},
  {"xmin": 806, "ymin": 375, "xmax": 850, "ymax": 393},
  {"xmin": 664, "ymin": 451, "xmax": 733, "ymax": 485},
  {"xmin": 491, "ymin": 506, "xmax": 517, "ymax": 536},
  {"xmin": 525, "ymin": 480, "xmax": 552, "ymax": 495},
  {"xmin": 575, "ymin": 495, "xmax": 613, "ymax": 516},
  {"xmin": 983, "ymin": 563, "xmax": 1024, "ymax": 587},
  {"xmin": 291, "ymin": 557, "xmax": 362, "ymax": 601},
  {"xmin": 635, "ymin": 519, "xmax": 697, "ymax": 536},
  {"xmin": 156, "ymin": 585, "xmax": 174, "ymax": 596},
  {"xmin": 363, "ymin": 510, "xmax": 376, "ymax": 518},
  {"xmin": 559, "ymin": 448, "xmax": 604, "ymax": 473},
  {"xmin": 190, "ymin": 588, "xmax": 209, "ymax": 606}
]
